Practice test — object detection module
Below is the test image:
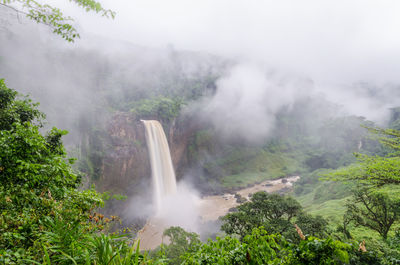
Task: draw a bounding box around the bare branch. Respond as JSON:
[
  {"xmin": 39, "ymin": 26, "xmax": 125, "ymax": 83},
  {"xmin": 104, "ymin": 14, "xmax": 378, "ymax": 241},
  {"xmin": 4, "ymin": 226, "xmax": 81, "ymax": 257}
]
[{"xmin": 0, "ymin": 3, "xmax": 27, "ymax": 23}]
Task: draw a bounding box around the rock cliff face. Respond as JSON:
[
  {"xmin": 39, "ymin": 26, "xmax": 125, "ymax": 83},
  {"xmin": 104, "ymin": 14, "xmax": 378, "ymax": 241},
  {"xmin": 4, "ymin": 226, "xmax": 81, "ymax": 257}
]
[
  {"xmin": 96, "ymin": 112, "xmax": 197, "ymax": 196},
  {"xmin": 96, "ymin": 113, "xmax": 149, "ymax": 194},
  {"xmin": 168, "ymin": 115, "xmax": 200, "ymax": 178}
]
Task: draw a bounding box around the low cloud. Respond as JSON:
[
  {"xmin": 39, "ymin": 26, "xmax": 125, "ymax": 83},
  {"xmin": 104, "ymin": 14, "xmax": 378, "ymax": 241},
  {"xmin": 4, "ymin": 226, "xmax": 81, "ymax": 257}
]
[{"xmin": 200, "ymin": 63, "xmax": 313, "ymax": 142}]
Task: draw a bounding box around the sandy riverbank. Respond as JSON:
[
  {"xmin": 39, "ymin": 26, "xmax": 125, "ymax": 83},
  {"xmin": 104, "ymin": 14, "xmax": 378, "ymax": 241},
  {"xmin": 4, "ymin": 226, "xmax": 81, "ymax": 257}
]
[{"xmin": 137, "ymin": 176, "xmax": 300, "ymax": 250}]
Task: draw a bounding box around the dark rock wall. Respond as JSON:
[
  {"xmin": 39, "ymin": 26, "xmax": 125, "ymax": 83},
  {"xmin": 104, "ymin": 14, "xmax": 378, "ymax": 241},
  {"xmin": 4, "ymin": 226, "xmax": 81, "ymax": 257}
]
[
  {"xmin": 96, "ymin": 112, "xmax": 197, "ymax": 196},
  {"xmin": 96, "ymin": 113, "xmax": 149, "ymax": 194}
]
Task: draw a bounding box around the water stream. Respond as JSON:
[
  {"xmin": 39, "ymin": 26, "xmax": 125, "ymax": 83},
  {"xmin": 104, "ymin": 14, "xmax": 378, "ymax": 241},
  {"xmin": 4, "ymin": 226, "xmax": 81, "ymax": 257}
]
[{"xmin": 142, "ymin": 120, "xmax": 177, "ymax": 213}]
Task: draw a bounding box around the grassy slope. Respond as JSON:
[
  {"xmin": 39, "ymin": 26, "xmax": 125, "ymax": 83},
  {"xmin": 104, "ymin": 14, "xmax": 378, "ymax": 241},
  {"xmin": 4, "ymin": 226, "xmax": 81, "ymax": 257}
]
[
  {"xmin": 295, "ymin": 184, "xmax": 389, "ymax": 244},
  {"xmin": 295, "ymin": 184, "xmax": 350, "ymax": 229},
  {"xmin": 295, "ymin": 181, "xmax": 400, "ymax": 243},
  {"xmin": 218, "ymin": 142, "xmax": 389, "ymax": 242},
  {"xmin": 220, "ymin": 148, "xmax": 308, "ymax": 188}
]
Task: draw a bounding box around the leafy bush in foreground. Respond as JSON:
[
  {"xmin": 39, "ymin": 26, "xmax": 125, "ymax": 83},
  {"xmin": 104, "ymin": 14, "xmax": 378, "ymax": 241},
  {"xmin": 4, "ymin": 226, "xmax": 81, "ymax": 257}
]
[
  {"xmin": 0, "ymin": 79, "xmax": 147, "ymax": 264},
  {"xmin": 181, "ymin": 227, "xmax": 381, "ymax": 265}
]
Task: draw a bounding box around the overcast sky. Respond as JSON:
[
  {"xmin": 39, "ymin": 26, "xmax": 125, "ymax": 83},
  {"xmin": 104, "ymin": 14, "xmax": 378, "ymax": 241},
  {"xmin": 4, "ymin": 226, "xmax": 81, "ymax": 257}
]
[
  {"xmin": 1, "ymin": 0, "xmax": 397, "ymax": 138},
  {"xmin": 48, "ymin": 0, "xmax": 400, "ymax": 86}
]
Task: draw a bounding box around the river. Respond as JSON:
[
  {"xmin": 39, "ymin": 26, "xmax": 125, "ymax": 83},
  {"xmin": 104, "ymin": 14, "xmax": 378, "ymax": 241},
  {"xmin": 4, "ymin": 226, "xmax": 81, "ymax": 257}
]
[{"xmin": 137, "ymin": 176, "xmax": 300, "ymax": 250}]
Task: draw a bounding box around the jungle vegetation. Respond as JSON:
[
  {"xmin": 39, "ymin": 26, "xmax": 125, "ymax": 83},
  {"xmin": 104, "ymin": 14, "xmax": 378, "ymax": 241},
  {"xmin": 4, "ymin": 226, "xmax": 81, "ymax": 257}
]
[
  {"xmin": 1, "ymin": 78, "xmax": 400, "ymax": 264},
  {"xmin": 1, "ymin": 3, "xmax": 400, "ymax": 263}
]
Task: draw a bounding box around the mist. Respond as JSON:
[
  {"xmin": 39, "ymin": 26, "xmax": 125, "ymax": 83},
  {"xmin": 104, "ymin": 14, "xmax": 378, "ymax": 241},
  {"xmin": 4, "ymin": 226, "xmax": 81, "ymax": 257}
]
[
  {"xmin": 3, "ymin": 1, "xmax": 400, "ymax": 252},
  {"xmin": 2, "ymin": 1, "xmax": 400, "ymax": 142},
  {"xmin": 1, "ymin": 0, "xmax": 400, "ymax": 204},
  {"xmin": 44, "ymin": 0, "xmax": 400, "ymax": 139},
  {"xmin": 52, "ymin": 0, "xmax": 400, "ymax": 83}
]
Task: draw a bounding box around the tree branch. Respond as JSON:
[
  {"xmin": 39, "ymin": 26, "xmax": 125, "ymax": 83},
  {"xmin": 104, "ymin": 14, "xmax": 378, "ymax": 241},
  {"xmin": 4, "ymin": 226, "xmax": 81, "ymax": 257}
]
[{"xmin": 0, "ymin": 3, "xmax": 27, "ymax": 23}]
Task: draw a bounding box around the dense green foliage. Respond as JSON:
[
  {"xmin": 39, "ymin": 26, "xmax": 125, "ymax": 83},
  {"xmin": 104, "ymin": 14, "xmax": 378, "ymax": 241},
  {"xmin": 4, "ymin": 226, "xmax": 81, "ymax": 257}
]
[
  {"xmin": 221, "ymin": 191, "xmax": 328, "ymax": 241},
  {"xmin": 344, "ymin": 186, "xmax": 400, "ymax": 239},
  {"xmin": 0, "ymin": 79, "xmax": 150, "ymax": 264},
  {"xmin": 311, "ymin": 127, "xmax": 400, "ymax": 262},
  {"xmin": 130, "ymin": 97, "xmax": 185, "ymax": 123},
  {"xmin": 327, "ymin": 126, "xmax": 400, "ymax": 187},
  {"xmin": 3, "ymin": 0, "xmax": 398, "ymax": 263},
  {"xmin": 329, "ymin": 155, "xmax": 400, "ymax": 187},
  {"xmin": 1, "ymin": 78, "xmax": 397, "ymax": 264},
  {"xmin": 156, "ymin": 226, "xmax": 201, "ymax": 265},
  {"xmin": 181, "ymin": 227, "xmax": 380, "ymax": 265}
]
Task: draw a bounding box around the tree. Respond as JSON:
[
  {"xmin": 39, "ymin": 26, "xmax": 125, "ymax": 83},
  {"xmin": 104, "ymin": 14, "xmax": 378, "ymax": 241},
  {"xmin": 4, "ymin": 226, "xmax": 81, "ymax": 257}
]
[
  {"xmin": 327, "ymin": 127, "xmax": 400, "ymax": 187},
  {"xmin": 0, "ymin": 0, "xmax": 115, "ymax": 42},
  {"xmin": 326, "ymin": 127, "xmax": 400, "ymax": 244},
  {"xmin": 160, "ymin": 226, "xmax": 201, "ymax": 265},
  {"xmin": 0, "ymin": 79, "xmax": 104, "ymax": 263},
  {"xmin": 130, "ymin": 96, "xmax": 185, "ymax": 122},
  {"xmin": 296, "ymin": 213, "xmax": 329, "ymax": 239},
  {"xmin": 369, "ymin": 127, "xmax": 400, "ymax": 153},
  {"xmin": 329, "ymin": 154, "xmax": 400, "ymax": 187},
  {"xmin": 344, "ymin": 187, "xmax": 400, "ymax": 239},
  {"xmin": 221, "ymin": 191, "xmax": 328, "ymax": 241}
]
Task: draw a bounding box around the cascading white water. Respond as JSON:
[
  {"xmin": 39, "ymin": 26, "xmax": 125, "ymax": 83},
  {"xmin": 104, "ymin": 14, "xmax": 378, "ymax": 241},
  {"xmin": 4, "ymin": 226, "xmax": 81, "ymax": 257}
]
[{"xmin": 142, "ymin": 120, "xmax": 177, "ymax": 212}]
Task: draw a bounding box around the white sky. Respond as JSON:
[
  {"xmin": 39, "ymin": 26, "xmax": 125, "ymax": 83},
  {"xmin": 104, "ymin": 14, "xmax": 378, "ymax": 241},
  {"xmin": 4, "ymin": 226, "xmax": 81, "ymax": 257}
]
[
  {"xmin": 3, "ymin": 0, "xmax": 400, "ymax": 138},
  {"xmin": 49, "ymin": 0, "xmax": 400, "ymax": 85}
]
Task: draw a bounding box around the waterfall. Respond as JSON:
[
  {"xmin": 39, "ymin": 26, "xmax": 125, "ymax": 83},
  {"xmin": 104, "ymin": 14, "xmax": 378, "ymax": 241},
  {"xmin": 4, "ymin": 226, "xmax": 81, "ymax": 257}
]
[{"xmin": 142, "ymin": 120, "xmax": 177, "ymax": 212}]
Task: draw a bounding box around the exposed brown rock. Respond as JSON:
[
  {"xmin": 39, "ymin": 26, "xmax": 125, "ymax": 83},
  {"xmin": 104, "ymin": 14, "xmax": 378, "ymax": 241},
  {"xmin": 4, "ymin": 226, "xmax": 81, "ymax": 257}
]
[{"xmin": 97, "ymin": 112, "xmax": 197, "ymax": 196}]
